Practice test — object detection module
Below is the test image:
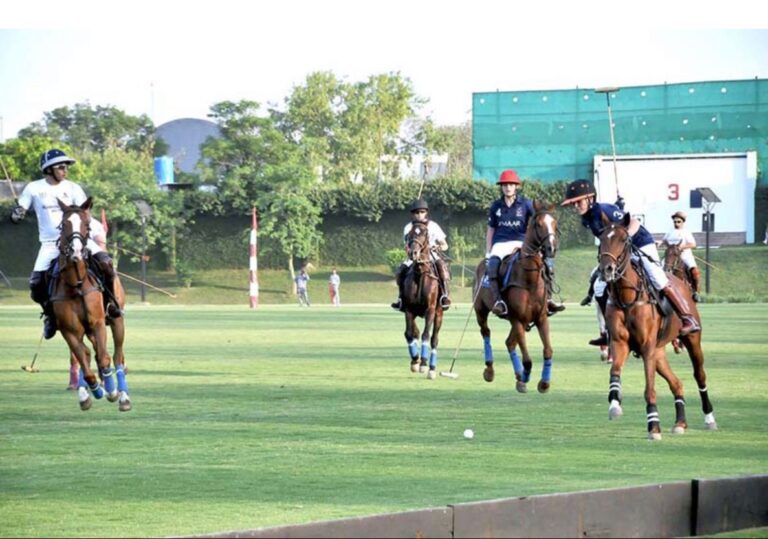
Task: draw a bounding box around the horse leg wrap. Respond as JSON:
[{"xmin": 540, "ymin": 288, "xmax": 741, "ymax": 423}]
[
  {"xmin": 101, "ymin": 367, "xmax": 116, "ymax": 394},
  {"xmin": 541, "ymin": 358, "xmax": 553, "ymax": 383},
  {"xmin": 69, "ymin": 366, "xmax": 79, "ymax": 388},
  {"xmin": 646, "ymin": 404, "xmax": 660, "ymax": 431},
  {"xmin": 116, "ymin": 367, "xmax": 129, "ymax": 393},
  {"xmin": 698, "ymin": 386, "xmax": 714, "ymax": 415},
  {"xmin": 420, "ymin": 342, "xmax": 430, "ymax": 361},
  {"xmin": 674, "ymin": 398, "xmax": 686, "ymax": 425},
  {"xmin": 483, "ymin": 336, "xmax": 493, "ymax": 363},
  {"xmin": 509, "ymin": 350, "xmax": 523, "ymax": 376},
  {"xmin": 77, "ymin": 369, "xmax": 87, "ymax": 388},
  {"xmin": 609, "ymin": 374, "xmax": 622, "ymax": 403},
  {"xmin": 522, "ymin": 367, "xmax": 531, "ymax": 384},
  {"xmin": 89, "ymin": 380, "xmax": 105, "ymax": 400},
  {"xmin": 429, "ymin": 349, "xmax": 437, "ymax": 369},
  {"xmin": 408, "ymin": 340, "xmax": 419, "ymax": 360}
]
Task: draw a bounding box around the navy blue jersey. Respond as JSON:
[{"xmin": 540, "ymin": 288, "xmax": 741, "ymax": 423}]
[
  {"xmin": 582, "ymin": 203, "xmax": 655, "ymax": 248},
  {"xmin": 488, "ymin": 196, "xmax": 535, "ymax": 244}
]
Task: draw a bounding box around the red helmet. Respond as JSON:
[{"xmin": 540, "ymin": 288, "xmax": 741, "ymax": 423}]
[{"xmin": 497, "ymin": 169, "xmax": 521, "ymax": 185}]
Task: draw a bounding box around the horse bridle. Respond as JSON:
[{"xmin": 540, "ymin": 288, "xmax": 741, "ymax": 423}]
[
  {"xmin": 58, "ymin": 214, "xmax": 92, "ymax": 287},
  {"xmin": 521, "ymin": 209, "xmax": 558, "ymax": 259}
]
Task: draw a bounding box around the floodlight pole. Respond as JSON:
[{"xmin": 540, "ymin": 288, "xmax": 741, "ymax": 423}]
[
  {"xmin": 704, "ymin": 201, "xmax": 712, "ymax": 294},
  {"xmin": 595, "ymin": 87, "xmax": 621, "ymax": 200},
  {"xmin": 140, "ymin": 216, "xmax": 148, "ymax": 303}
]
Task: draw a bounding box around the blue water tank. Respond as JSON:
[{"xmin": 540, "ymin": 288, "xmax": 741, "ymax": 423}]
[{"xmin": 154, "ymin": 156, "xmax": 175, "ymax": 185}]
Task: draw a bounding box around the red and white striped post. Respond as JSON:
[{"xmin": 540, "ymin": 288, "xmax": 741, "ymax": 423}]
[{"xmin": 249, "ymin": 207, "xmax": 259, "ymax": 309}]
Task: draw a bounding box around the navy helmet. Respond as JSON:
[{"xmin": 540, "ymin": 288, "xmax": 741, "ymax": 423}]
[
  {"xmin": 409, "ymin": 198, "xmax": 429, "ymax": 212},
  {"xmin": 40, "ymin": 149, "xmax": 76, "ymax": 172}
]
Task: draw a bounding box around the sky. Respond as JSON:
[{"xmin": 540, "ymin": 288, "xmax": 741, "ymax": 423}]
[{"xmin": 1, "ymin": 1, "xmax": 767, "ymax": 142}]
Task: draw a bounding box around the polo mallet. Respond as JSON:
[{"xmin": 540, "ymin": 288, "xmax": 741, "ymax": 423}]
[
  {"xmin": 439, "ymin": 277, "xmax": 484, "ymax": 379},
  {"xmin": 21, "ymin": 332, "xmax": 45, "ymax": 373},
  {"xmin": 595, "ymin": 87, "xmax": 621, "ymax": 200}
]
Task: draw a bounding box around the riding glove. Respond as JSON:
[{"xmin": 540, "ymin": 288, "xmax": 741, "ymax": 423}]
[{"xmin": 10, "ymin": 205, "xmax": 25, "ymax": 224}]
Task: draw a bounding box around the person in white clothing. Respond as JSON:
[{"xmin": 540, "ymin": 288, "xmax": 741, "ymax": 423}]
[
  {"xmin": 328, "ymin": 268, "xmax": 341, "ymax": 306},
  {"xmin": 10, "ymin": 149, "xmax": 120, "ymax": 339},
  {"xmin": 391, "ymin": 198, "xmax": 451, "ymax": 311},
  {"xmin": 659, "ymin": 210, "xmax": 701, "ymax": 302}
]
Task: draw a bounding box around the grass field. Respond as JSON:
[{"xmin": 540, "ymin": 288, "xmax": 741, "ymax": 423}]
[{"xmin": 0, "ymin": 303, "xmax": 766, "ymax": 537}]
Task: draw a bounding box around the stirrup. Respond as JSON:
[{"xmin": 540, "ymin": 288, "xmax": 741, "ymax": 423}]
[
  {"xmin": 692, "ymin": 291, "xmax": 701, "ymax": 303},
  {"xmin": 679, "ymin": 317, "xmax": 701, "ymax": 337},
  {"xmin": 390, "ymin": 298, "xmax": 404, "ymax": 312},
  {"xmin": 106, "ymin": 303, "xmax": 123, "ymax": 318},
  {"xmin": 547, "ymin": 300, "xmax": 565, "ymax": 315},
  {"xmin": 491, "ymin": 300, "xmax": 508, "ymax": 317},
  {"xmin": 589, "ymin": 334, "xmax": 609, "ymax": 347},
  {"xmin": 440, "ymin": 295, "xmax": 451, "ymax": 310}
]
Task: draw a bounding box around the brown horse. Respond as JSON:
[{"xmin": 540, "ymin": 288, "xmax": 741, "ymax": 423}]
[
  {"xmin": 67, "ymin": 271, "xmax": 127, "ymax": 395},
  {"xmin": 52, "ymin": 198, "xmax": 131, "ymax": 411},
  {"xmin": 599, "ymin": 213, "xmax": 716, "ymax": 440},
  {"xmin": 400, "ymin": 220, "xmax": 445, "ymax": 379},
  {"xmin": 473, "ymin": 201, "xmax": 559, "ymax": 393},
  {"xmin": 663, "ymin": 243, "xmax": 701, "ymax": 302}
]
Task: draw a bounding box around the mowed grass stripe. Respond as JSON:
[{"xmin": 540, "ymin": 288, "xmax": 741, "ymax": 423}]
[{"xmin": 0, "ymin": 304, "xmax": 766, "ymax": 538}]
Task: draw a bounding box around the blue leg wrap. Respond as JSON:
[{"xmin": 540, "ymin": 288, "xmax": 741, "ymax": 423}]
[
  {"xmin": 101, "ymin": 367, "xmax": 116, "ymax": 394},
  {"xmin": 116, "ymin": 367, "xmax": 128, "ymax": 393},
  {"xmin": 510, "ymin": 350, "xmax": 523, "ymax": 375},
  {"xmin": 522, "ymin": 368, "xmax": 531, "ymax": 383},
  {"xmin": 429, "ymin": 349, "xmax": 437, "ymax": 369},
  {"xmin": 78, "ymin": 368, "xmax": 87, "ymax": 388},
  {"xmin": 408, "ymin": 340, "xmax": 419, "ymax": 359},
  {"xmin": 483, "ymin": 336, "xmax": 493, "ymax": 363},
  {"xmin": 420, "ymin": 342, "xmax": 430, "ymax": 360},
  {"xmin": 89, "ymin": 381, "xmax": 104, "ymax": 399},
  {"xmin": 541, "ymin": 358, "xmax": 553, "ymax": 383}
]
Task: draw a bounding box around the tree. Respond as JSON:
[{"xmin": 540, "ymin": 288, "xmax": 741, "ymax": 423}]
[
  {"xmin": 0, "ymin": 136, "xmax": 70, "ymax": 181},
  {"xmin": 200, "ymin": 100, "xmax": 322, "ymax": 275},
  {"xmin": 18, "ymin": 102, "xmax": 159, "ymax": 155}
]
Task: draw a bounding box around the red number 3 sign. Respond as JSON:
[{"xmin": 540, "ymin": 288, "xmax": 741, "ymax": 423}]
[{"xmin": 668, "ymin": 183, "xmax": 679, "ymax": 200}]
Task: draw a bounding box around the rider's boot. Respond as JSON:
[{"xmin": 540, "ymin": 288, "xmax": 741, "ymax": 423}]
[
  {"xmin": 391, "ymin": 263, "xmax": 408, "ymax": 312},
  {"xmin": 437, "ymin": 259, "xmax": 451, "ymax": 310},
  {"xmin": 487, "ymin": 256, "xmax": 507, "ymax": 317},
  {"xmin": 29, "ymin": 271, "xmax": 56, "ymax": 339},
  {"xmin": 689, "ymin": 267, "xmax": 702, "ymax": 303},
  {"xmin": 663, "ymin": 284, "xmax": 700, "ymax": 336},
  {"xmin": 589, "ymin": 332, "xmax": 609, "ymax": 347},
  {"xmin": 93, "ymin": 252, "xmax": 122, "ymax": 318},
  {"xmin": 543, "ymin": 258, "xmax": 565, "ymax": 316}
]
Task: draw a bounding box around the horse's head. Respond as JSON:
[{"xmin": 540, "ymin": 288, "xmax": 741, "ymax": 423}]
[
  {"xmin": 663, "ymin": 243, "xmax": 683, "ymax": 272},
  {"xmin": 406, "ymin": 221, "xmax": 432, "ymax": 266},
  {"xmin": 58, "ymin": 197, "xmax": 93, "ymax": 267},
  {"xmin": 598, "ymin": 211, "xmax": 632, "ymax": 283},
  {"xmin": 525, "ymin": 200, "xmax": 559, "ymax": 258}
]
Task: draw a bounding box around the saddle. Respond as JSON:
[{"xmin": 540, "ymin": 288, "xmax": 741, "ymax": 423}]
[
  {"xmin": 480, "ymin": 252, "xmax": 520, "ymax": 291},
  {"xmin": 46, "ymin": 256, "xmax": 113, "ymax": 315}
]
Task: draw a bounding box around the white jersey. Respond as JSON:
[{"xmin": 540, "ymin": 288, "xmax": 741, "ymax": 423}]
[
  {"xmin": 402, "ymin": 221, "xmax": 446, "ymax": 247},
  {"xmin": 663, "ymin": 228, "xmax": 696, "ymax": 249},
  {"xmin": 663, "ymin": 228, "xmax": 697, "ymax": 268},
  {"xmin": 17, "ymin": 178, "xmax": 88, "ymax": 243}
]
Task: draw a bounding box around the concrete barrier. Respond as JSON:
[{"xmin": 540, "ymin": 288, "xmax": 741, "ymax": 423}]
[
  {"xmin": 451, "ymin": 481, "xmax": 692, "ymax": 538},
  {"xmin": 183, "ymin": 474, "xmax": 767, "ymax": 538},
  {"xmin": 190, "ymin": 506, "xmax": 452, "ymax": 538},
  {"xmin": 694, "ymin": 474, "xmax": 768, "ymax": 536}
]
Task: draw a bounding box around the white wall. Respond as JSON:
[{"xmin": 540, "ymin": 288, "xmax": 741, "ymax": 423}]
[{"xmin": 593, "ymin": 152, "xmax": 757, "ymax": 242}]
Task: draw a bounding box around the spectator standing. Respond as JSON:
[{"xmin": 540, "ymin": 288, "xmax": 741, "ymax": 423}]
[{"xmin": 329, "ymin": 268, "xmax": 341, "ymax": 306}]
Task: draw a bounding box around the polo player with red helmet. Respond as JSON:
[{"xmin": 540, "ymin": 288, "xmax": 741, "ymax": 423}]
[{"xmin": 485, "ymin": 169, "xmax": 564, "ymax": 317}]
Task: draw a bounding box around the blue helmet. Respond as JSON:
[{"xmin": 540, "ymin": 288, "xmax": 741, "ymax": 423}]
[{"xmin": 39, "ymin": 149, "xmax": 76, "ymax": 172}]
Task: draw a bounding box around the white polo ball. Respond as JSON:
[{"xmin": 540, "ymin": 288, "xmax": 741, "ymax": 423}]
[{"xmin": 463, "ymin": 428, "xmax": 474, "ymax": 440}]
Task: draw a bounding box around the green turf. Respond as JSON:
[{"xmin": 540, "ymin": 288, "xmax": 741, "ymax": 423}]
[{"xmin": 0, "ymin": 304, "xmax": 766, "ymax": 537}]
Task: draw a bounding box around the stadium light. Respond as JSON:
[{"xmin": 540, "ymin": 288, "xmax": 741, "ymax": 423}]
[
  {"xmin": 695, "ymin": 188, "xmax": 720, "ymax": 294},
  {"xmin": 134, "ymin": 200, "xmax": 153, "ymax": 303}
]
